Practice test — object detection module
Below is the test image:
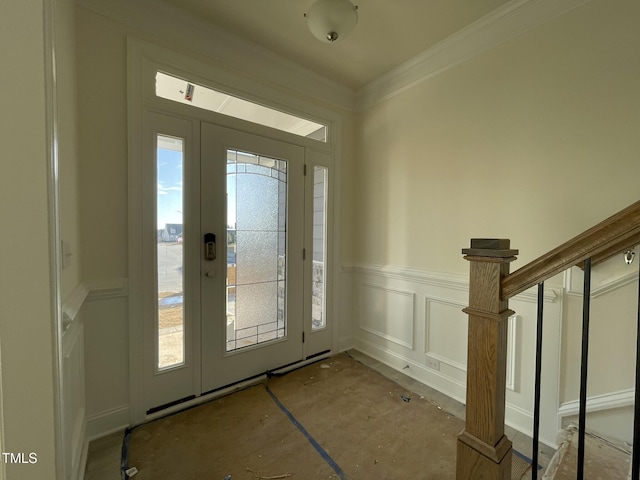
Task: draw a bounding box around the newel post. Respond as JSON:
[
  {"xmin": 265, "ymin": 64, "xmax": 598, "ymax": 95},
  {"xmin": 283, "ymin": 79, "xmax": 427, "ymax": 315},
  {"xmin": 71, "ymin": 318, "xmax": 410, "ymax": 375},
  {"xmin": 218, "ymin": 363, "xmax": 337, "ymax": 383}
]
[{"xmin": 456, "ymin": 239, "xmax": 518, "ymax": 480}]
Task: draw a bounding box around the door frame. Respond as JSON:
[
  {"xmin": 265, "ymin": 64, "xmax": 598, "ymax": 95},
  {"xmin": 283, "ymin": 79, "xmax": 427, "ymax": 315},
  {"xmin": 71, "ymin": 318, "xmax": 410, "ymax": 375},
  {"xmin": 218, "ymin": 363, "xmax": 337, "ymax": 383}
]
[{"xmin": 127, "ymin": 39, "xmax": 342, "ymax": 425}]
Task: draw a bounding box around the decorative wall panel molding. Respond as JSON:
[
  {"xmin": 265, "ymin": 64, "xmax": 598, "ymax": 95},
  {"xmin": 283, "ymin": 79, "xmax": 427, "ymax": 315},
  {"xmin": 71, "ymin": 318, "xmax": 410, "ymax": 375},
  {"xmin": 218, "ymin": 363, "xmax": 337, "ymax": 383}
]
[
  {"xmin": 425, "ymin": 298, "xmax": 468, "ymax": 372},
  {"xmin": 62, "ymin": 321, "xmax": 86, "ymax": 480},
  {"xmin": 359, "ymin": 283, "xmax": 415, "ymax": 349}
]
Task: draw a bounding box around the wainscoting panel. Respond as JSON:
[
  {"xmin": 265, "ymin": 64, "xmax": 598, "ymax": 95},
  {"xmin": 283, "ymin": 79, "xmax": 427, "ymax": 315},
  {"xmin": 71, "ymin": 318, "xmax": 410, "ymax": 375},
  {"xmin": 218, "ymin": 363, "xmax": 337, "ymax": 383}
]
[
  {"xmin": 425, "ymin": 298, "xmax": 468, "ymax": 385},
  {"xmin": 348, "ymin": 263, "xmax": 563, "ymax": 448},
  {"xmin": 63, "ymin": 321, "xmax": 86, "ymax": 480},
  {"xmin": 62, "ymin": 285, "xmax": 88, "ymax": 480},
  {"xmin": 359, "ymin": 283, "xmax": 415, "ymax": 349},
  {"xmin": 83, "ymin": 278, "xmax": 130, "ymax": 440}
]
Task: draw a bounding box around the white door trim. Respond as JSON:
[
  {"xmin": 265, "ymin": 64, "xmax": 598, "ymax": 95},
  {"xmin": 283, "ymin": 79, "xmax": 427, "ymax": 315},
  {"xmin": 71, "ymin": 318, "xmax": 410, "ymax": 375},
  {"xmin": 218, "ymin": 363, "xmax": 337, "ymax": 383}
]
[{"xmin": 44, "ymin": 0, "xmax": 65, "ymax": 477}]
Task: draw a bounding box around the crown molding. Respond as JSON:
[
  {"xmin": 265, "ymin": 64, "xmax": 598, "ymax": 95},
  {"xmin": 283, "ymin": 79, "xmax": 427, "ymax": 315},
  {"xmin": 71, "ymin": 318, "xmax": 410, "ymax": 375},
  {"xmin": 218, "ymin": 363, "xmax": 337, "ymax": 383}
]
[
  {"xmin": 355, "ymin": 0, "xmax": 592, "ymax": 111},
  {"xmin": 77, "ymin": 0, "xmax": 356, "ymax": 112},
  {"xmin": 77, "ymin": 0, "xmax": 592, "ymax": 113}
]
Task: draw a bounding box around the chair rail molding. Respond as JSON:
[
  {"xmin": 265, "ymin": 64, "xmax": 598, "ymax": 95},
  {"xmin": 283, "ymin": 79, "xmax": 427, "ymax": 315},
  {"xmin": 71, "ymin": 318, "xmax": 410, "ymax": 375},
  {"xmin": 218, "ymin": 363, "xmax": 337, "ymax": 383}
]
[
  {"xmin": 62, "ymin": 283, "xmax": 90, "ymax": 326},
  {"xmin": 62, "ymin": 279, "xmax": 129, "ymax": 319},
  {"xmin": 558, "ymin": 388, "xmax": 635, "ymax": 418},
  {"xmin": 86, "ymin": 278, "xmax": 129, "ymax": 300},
  {"xmin": 346, "ymin": 262, "xmax": 557, "ymax": 304},
  {"xmin": 564, "ymin": 260, "xmax": 639, "ymax": 298}
]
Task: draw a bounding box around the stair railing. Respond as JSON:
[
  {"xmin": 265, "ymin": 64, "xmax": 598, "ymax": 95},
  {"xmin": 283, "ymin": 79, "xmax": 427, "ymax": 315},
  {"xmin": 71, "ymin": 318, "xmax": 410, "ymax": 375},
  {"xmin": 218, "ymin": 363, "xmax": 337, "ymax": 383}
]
[{"xmin": 456, "ymin": 200, "xmax": 640, "ymax": 480}]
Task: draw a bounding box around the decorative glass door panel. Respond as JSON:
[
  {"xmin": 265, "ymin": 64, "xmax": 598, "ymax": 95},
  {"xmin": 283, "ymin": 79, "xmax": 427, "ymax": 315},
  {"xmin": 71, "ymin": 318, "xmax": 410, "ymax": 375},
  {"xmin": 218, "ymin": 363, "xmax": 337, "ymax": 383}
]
[
  {"xmin": 200, "ymin": 122, "xmax": 304, "ymax": 393},
  {"xmin": 226, "ymin": 151, "xmax": 288, "ymax": 351}
]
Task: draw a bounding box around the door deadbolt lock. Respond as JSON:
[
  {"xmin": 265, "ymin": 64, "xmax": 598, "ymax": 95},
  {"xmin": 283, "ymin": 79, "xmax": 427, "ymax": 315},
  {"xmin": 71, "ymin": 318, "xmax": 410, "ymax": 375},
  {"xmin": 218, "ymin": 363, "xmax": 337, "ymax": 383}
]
[{"xmin": 204, "ymin": 233, "xmax": 216, "ymax": 261}]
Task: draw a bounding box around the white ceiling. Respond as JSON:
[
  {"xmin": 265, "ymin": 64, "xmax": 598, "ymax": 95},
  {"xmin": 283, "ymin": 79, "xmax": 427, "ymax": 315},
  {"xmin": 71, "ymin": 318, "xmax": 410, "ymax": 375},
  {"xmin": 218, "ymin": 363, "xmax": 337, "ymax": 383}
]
[{"xmin": 159, "ymin": 0, "xmax": 512, "ymax": 91}]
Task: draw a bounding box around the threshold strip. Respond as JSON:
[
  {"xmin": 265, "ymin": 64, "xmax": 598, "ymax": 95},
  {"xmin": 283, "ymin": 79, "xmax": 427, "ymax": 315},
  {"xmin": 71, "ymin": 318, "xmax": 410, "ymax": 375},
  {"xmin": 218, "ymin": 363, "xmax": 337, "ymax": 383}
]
[{"xmin": 265, "ymin": 384, "xmax": 348, "ymax": 480}]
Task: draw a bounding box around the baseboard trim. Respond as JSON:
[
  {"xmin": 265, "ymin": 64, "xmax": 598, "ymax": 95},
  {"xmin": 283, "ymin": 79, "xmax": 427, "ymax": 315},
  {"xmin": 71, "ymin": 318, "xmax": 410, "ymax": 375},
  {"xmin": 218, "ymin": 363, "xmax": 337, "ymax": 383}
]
[
  {"xmin": 74, "ymin": 424, "xmax": 89, "ymax": 480},
  {"xmin": 352, "ymin": 338, "xmax": 467, "ymax": 405},
  {"xmin": 338, "ymin": 337, "xmax": 354, "ymax": 353},
  {"xmin": 351, "ymin": 338, "xmax": 562, "ymax": 448},
  {"xmin": 86, "ymin": 405, "xmax": 130, "ymax": 442}
]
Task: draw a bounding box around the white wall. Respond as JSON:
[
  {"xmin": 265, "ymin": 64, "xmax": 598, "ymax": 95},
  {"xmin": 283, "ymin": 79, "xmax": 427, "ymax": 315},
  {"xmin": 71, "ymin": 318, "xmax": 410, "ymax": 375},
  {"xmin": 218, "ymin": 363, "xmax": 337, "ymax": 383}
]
[
  {"xmin": 351, "ymin": 0, "xmax": 640, "ymax": 445},
  {"xmin": 0, "ymin": 0, "xmax": 59, "ymax": 478},
  {"xmin": 353, "ymin": 0, "xmax": 640, "ymax": 276}
]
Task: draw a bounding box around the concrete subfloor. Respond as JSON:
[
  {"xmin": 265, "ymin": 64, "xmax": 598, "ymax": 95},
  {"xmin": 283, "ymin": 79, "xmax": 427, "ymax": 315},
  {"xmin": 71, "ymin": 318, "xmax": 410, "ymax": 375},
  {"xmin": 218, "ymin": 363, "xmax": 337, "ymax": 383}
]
[{"xmin": 84, "ymin": 350, "xmax": 555, "ymax": 479}]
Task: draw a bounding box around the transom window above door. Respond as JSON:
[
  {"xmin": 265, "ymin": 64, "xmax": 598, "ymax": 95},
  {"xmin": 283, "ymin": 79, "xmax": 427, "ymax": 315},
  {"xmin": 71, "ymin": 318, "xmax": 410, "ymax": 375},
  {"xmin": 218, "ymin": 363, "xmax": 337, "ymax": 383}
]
[{"xmin": 155, "ymin": 72, "xmax": 327, "ymax": 141}]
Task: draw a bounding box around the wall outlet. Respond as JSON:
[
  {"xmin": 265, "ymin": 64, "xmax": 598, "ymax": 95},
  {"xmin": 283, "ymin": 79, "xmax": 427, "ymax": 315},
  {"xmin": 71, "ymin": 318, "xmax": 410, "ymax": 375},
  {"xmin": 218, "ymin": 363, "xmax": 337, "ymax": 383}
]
[{"xmin": 425, "ymin": 356, "xmax": 440, "ymax": 371}]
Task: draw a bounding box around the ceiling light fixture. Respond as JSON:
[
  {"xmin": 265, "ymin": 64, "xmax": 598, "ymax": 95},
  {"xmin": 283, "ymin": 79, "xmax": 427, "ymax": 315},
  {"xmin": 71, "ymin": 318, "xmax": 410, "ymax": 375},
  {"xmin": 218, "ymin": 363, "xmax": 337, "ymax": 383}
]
[{"xmin": 304, "ymin": 0, "xmax": 358, "ymax": 43}]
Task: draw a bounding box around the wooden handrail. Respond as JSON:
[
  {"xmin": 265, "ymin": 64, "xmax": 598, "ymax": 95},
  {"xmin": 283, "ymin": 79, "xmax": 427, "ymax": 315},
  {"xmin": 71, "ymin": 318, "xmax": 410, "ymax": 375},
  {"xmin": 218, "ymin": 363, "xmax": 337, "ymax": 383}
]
[{"xmin": 501, "ymin": 200, "xmax": 640, "ymax": 300}]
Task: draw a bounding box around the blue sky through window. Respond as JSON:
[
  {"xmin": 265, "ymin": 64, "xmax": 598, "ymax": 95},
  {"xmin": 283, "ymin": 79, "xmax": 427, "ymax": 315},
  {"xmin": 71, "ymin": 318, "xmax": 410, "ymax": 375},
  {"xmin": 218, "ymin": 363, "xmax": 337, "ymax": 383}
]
[
  {"xmin": 157, "ymin": 146, "xmax": 183, "ymax": 230},
  {"xmin": 157, "ymin": 141, "xmax": 238, "ymax": 231}
]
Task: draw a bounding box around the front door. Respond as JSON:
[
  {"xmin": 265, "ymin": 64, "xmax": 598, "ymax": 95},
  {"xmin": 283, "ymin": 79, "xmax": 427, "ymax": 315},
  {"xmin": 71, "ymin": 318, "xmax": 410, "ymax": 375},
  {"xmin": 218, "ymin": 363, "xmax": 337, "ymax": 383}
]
[
  {"xmin": 199, "ymin": 123, "xmax": 305, "ymax": 392},
  {"xmin": 143, "ymin": 113, "xmax": 325, "ymax": 418}
]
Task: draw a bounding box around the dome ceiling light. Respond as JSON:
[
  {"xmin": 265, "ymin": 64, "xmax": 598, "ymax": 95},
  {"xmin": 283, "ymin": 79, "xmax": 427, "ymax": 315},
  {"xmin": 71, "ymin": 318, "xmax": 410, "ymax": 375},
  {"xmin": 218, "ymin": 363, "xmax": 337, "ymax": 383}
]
[{"xmin": 304, "ymin": 0, "xmax": 359, "ymax": 43}]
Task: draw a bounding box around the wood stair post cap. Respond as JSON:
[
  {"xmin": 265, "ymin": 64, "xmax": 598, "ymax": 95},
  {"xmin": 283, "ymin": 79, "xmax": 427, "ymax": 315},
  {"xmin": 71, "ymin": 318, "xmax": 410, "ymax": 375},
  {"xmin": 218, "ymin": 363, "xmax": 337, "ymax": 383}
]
[{"xmin": 462, "ymin": 239, "xmax": 519, "ymax": 258}]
